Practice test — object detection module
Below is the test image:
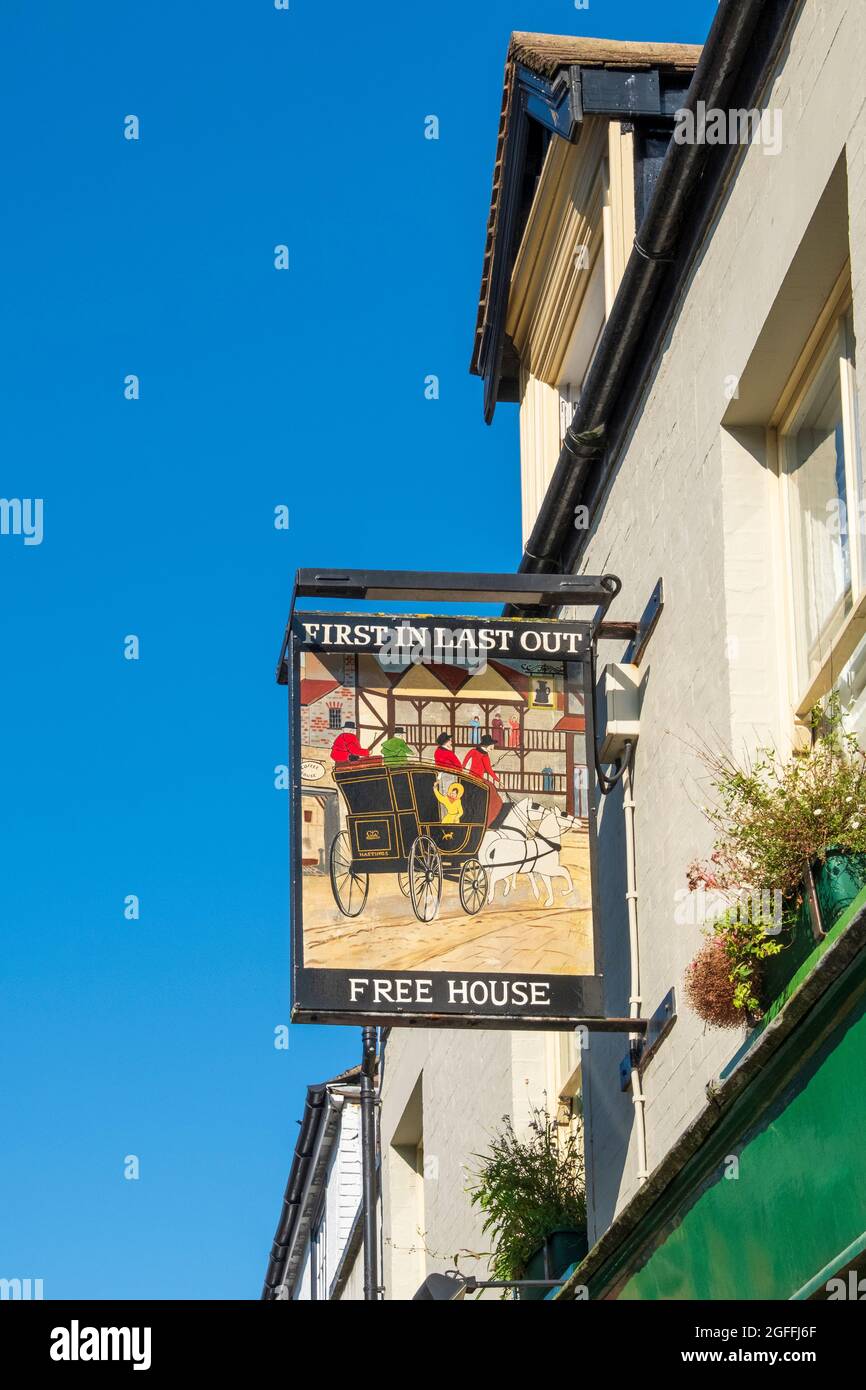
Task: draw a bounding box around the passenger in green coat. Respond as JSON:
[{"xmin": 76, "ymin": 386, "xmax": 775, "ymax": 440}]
[{"xmin": 381, "ymin": 727, "xmax": 412, "ymax": 766}]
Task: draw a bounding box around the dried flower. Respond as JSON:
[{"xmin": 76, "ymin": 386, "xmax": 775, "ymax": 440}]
[{"xmin": 684, "ymin": 938, "xmax": 746, "ymax": 1029}]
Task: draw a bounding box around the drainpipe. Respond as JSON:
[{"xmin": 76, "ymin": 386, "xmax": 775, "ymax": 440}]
[
  {"xmin": 360, "ymin": 1026, "xmax": 380, "ymax": 1301},
  {"xmin": 622, "ymin": 751, "xmax": 649, "ymax": 1183},
  {"xmin": 509, "ymin": 0, "xmax": 778, "ymax": 593}
]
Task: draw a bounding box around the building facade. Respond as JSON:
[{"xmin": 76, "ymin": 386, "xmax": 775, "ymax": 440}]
[
  {"xmin": 262, "ymin": 1068, "xmax": 364, "ymax": 1301},
  {"xmin": 471, "ymin": 0, "xmax": 866, "ymax": 1299},
  {"xmin": 377, "ymin": 1027, "xmax": 583, "ymax": 1298},
  {"xmin": 269, "ymin": 0, "xmax": 866, "ymax": 1301}
]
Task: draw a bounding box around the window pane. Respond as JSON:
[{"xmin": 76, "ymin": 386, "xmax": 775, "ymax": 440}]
[
  {"xmin": 785, "ymin": 333, "xmax": 850, "ymax": 688},
  {"xmin": 838, "ymin": 631, "xmax": 866, "ymax": 743},
  {"xmin": 846, "ymin": 308, "xmax": 865, "ymax": 586}
]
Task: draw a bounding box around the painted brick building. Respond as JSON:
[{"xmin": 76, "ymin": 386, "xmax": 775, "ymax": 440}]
[{"xmin": 470, "ymin": 0, "xmax": 866, "ymax": 1300}]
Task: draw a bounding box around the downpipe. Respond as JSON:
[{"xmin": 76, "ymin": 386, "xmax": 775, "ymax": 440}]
[
  {"xmin": 361, "ymin": 1025, "xmax": 380, "ymax": 1301},
  {"xmin": 623, "ymin": 752, "xmax": 649, "ymax": 1184}
]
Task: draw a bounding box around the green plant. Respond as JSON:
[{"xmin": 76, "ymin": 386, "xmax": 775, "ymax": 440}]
[
  {"xmin": 683, "ymin": 695, "xmax": 866, "ymax": 1021},
  {"xmin": 713, "ymin": 908, "xmax": 785, "ymax": 1014},
  {"xmin": 467, "ymin": 1105, "xmax": 586, "ymax": 1283},
  {"xmin": 685, "ymin": 908, "xmax": 784, "ymax": 1025},
  {"xmin": 687, "ymin": 693, "xmax": 866, "ymax": 902}
]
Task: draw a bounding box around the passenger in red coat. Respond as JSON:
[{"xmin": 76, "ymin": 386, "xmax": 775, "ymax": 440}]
[
  {"xmin": 434, "ymin": 732, "xmax": 462, "ymax": 770},
  {"xmin": 331, "ymin": 721, "xmax": 370, "ymax": 763},
  {"xmin": 463, "ymin": 735, "xmax": 503, "ymax": 825},
  {"xmin": 462, "ymin": 735, "xmax": 499, "ymax": 783}
]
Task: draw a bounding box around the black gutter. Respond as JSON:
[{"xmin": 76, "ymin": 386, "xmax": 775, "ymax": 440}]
[
  {"xmin": 261, "ymin": 1083, "xmax": 327, "ymax": 1301},
  {"xmin": 479, "ymin": 75, "xmax": 551, "ymax": 423},
  {"xmin": 509, "ymin": 0, "xmax": 799, "ymax": 609},
  {"xmin": 476, "ymin": 59, "xmax": 697, "ymax": 422}
]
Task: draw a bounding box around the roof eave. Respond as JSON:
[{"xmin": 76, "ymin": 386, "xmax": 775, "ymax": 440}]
[{"xmin": 470, "ymin": 33, "xmax": 702, "ymax": 403}]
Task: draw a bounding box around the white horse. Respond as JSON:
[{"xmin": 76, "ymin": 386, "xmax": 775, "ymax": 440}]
[
  {"xmin": 528, "ymin": 806, "xmax": 582, "ymax": 906},
  {"xmin": 479, "ymin": 799, "xmax": 580, "ymax": 907},
  {"xmin": 478, "ymin": 798, "xmax": 544, "ymax": 903}
]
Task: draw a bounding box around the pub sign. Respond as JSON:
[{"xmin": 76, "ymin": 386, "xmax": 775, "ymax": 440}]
[{"xmin": 287, "ymin": 612, "xmax": 603, "ymax": 1028}]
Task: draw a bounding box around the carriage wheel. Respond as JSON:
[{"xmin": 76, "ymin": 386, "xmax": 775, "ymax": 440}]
[
  {"xmin": 329, "ymin": 830, "xmax": 369, "ymax": 918},
  {"xmin": 459, "ymin": 858, "xmax": 488, "ymax": 916},
  {"xmin": 397, "ymin": 873, "xmax": 411, "ymax": 898},
  {"xmin": 408, "ymin": 836, "xmax": 442, "ymax": 923}
]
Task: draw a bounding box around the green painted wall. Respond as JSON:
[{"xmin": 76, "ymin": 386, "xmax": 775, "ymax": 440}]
[{"xmin": 611, "ymin": 972, "xmax": 866, "ymax": 1300}]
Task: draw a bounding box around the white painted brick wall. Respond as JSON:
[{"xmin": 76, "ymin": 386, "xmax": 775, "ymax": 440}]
[
  {"xmin": 378, "ymin": 1028, "xmax": 555, "ymax": 1297},
  {"xmin": 323, "ymin": 1100, "xmax": 361, "ymax": 1291},
  {"xmin": 369, "ymin": 0, "xmax": 866, "ymax": 1283},
  {"xmin": 334, "ymin": 1103, "xmax": 361, "ymax": 1250},
  {"xmin": 579, "ymin": 0, "xmax": 866, "ymax": 1237}
]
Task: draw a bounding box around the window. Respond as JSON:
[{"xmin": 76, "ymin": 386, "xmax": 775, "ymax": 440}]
[
  {"xmin": 837, "ymin": 632, "xmax": 866, "ymax": 740},
  {"xmin": 388, "ymin": 1078, "xmax": 425, "ymax": 1299},
  {"xmin": 328, "ymin": 704, "xmax": 342, "ymax": 730},
  {"xmin": 779, "ymin": 300, "xmax": 861, "ymax": 704},
  {"xmin": 556, "ymin": 250, "xmax": 606, "ymax": 446}
]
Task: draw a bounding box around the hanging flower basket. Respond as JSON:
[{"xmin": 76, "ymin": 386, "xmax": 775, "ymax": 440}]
[
  {"xmin": 683, "ymin": 695, "xmax": 866, "ymax": 1023},
  {"xmin": 684, "ymin": 936, "xmax": 758, "ymax": 1029}
]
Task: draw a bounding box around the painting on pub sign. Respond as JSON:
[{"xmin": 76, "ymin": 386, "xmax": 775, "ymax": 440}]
[{"xmin": 289, "ymin": 614, "xmax": 600, "ymax": 1025}]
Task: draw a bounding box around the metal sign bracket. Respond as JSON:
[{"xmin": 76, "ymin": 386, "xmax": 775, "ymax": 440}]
[
  {"xmin": 620, "ymin": 987, "xmax": 677, "ymax": 1090},
  {"xmin": 277, "ymin": 568, "xmax": 625, "ymax": 683}
]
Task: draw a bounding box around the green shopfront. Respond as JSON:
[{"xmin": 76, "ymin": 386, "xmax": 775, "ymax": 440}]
[{"xmin": 556, "ymin": 893, "xmax": 866, "ymax": 1301}]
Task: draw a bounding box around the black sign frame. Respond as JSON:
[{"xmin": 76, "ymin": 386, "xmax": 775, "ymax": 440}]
[{"xmin": 287, "ymin": 610, "xmax": 609, "ymax": 1030}]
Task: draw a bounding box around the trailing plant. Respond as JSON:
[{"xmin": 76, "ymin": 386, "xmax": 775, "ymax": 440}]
[
  {"xmin": 684, "ymin": 908, "xmax": 784, "ymax": 1026},
  {"xmin": 687, "ymin": 694, "xmax": 866, "ymax": 902},
  {"xmin": 712, "ymin": 908, "xmax": 785, "ymax": 1014},
  {"xmin": 467, "ymin": 1105, "xmax": 586, "ymax": 1283},
  {"xmin": 684, "ymin": 694, "xmax": 866, "ymax": 1023},
  {"xmin": 684, "ymin": 937, "xmax": 745, "ymax": 1029}
]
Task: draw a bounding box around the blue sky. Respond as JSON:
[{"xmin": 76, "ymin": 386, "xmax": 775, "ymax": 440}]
[{"xmin": 0, "ymin": 0, "xmax": 714, "ymax": 1299}]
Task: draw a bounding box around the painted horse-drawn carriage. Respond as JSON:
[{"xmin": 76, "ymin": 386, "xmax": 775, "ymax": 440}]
[{"xmin": 329, "ymin": 761, "xmax": 489, "ymax": 923}]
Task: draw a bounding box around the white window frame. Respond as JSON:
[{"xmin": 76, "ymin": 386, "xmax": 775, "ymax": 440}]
[{"xmin": 774, "ymin": 271, "xmax": 862, "ymax": 718}]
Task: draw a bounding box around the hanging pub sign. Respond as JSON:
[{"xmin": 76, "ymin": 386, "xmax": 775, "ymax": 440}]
[{"xmin": 285, "ymin": 610, "xmax": 604, "ymax": 1029}]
